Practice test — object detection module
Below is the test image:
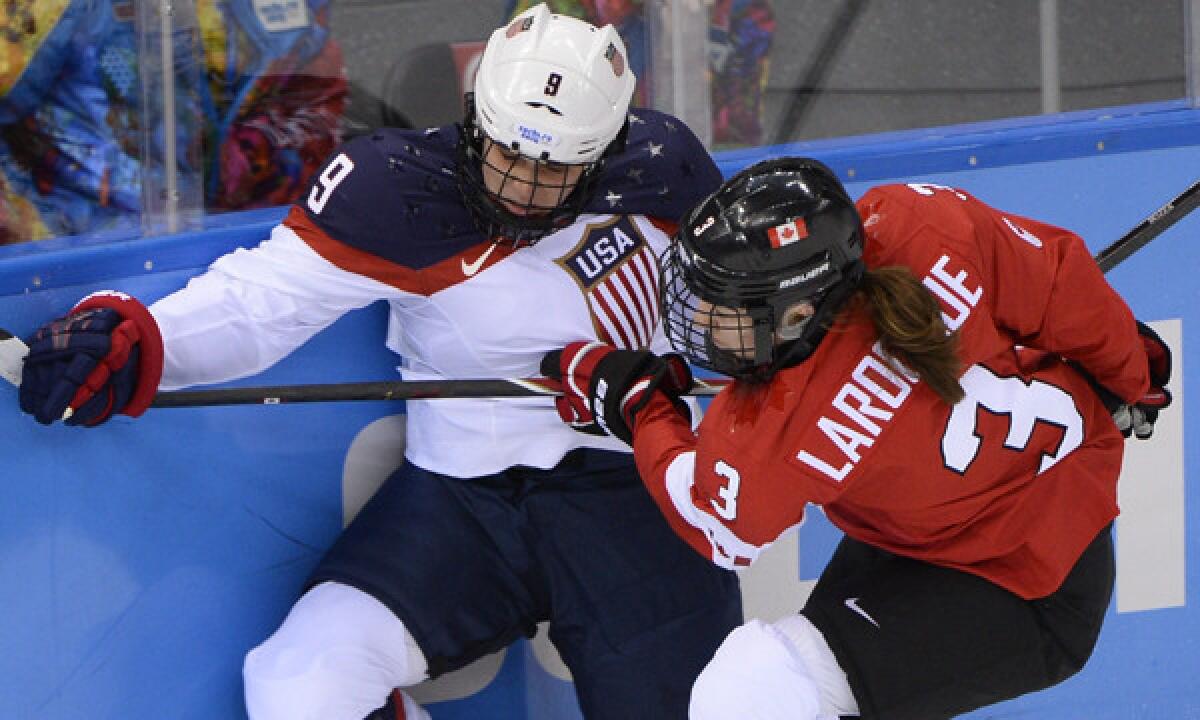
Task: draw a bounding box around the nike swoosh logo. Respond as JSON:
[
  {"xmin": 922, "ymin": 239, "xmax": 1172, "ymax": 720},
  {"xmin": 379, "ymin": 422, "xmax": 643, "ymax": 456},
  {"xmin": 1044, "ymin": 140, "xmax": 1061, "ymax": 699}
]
[
  {"xmin": 844, "ymin": 597, "xmax": 880, "ymax": 628},
  {"xmin": 461, "ymin": 242, "xmax": 499, "ymax": 277}
]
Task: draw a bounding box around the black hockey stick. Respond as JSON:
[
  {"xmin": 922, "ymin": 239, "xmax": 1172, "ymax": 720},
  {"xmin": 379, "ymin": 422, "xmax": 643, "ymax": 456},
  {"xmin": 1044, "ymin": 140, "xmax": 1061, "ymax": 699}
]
[
  {"xmin": 1, "ymin": 177, "xmax": 1195, "ymax": 407},
  {"xmin": 1094, "ymin": 176, "xmax": 1200, "ymax": 272},
  {"xmin": 0, "ymin": 329, "xmax": 730, "ymax": 405},
  {"xmin": 147, "ymin": 375, "xmax": 730, "ymax": 406}
]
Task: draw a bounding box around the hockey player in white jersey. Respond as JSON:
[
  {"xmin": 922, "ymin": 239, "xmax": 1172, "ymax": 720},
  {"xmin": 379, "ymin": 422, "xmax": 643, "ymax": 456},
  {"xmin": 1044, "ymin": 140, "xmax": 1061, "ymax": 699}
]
[{"xmin": 16, "ymin": 4, "xmax": 741, "ymax": 719}]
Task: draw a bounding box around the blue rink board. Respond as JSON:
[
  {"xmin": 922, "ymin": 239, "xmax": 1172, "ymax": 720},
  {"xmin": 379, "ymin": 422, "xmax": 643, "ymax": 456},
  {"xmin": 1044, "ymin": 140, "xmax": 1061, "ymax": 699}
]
[{"xmin": 0, "ymin": 104, "xmax": 1196, "ymax": 719}]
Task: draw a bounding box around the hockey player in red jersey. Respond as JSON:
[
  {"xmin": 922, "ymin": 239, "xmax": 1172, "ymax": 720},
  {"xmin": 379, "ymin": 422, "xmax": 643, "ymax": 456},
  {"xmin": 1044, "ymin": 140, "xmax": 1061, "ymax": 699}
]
[
  {"xmin": 16, "ymin": 4, "xmax": 742, "ymax": 719},
  {"xmin": 544, "ymin": 157, "xmax": 1173, "ymax": 719}
]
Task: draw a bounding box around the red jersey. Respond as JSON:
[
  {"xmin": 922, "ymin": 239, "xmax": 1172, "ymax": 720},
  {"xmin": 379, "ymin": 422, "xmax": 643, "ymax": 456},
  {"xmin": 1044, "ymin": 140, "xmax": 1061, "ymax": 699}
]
[{"xmin": 635, "ymin": 182, "xmax": 1150, "ymax": 599}]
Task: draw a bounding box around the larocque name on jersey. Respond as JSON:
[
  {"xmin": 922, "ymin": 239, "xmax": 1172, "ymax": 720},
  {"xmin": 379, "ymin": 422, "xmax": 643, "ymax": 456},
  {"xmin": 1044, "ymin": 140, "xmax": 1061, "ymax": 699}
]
[
  {"xmin": 795, "ymin": 251, "xmax": 984, "ymax": 483},
  {"xmin": 796, "ymin": 340, "xmax": 919, "ymax": 483}
]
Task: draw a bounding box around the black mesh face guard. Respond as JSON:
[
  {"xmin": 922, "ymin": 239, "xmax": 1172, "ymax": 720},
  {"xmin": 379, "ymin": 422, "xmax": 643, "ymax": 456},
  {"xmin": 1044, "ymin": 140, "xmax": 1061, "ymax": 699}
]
[{"xmin": 456, "ymin": 116, "xmax": 602, "ymax": 247}]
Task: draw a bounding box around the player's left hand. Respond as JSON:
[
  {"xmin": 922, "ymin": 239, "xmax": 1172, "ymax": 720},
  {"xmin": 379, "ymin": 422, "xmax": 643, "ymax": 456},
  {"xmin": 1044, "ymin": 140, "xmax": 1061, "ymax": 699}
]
[
  {"xmin": 20, "ymin": 291, "xmax": 163, "ymax": 427},
  {"xmin": 1112, "ymin": 321, "xmax": 1172, "ymax": 440},
  {"xmin": 541, "ymin": 342, "xmax": 693, "ymax": 444}
]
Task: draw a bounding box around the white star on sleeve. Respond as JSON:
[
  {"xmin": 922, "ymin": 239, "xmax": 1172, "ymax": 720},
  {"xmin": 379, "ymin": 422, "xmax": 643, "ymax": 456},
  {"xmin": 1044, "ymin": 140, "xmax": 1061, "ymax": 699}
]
[
  {"xmin": 606, "ymin": 190, "xmax": 623, "ymax": 207},
  {"xmin": 647, "ymin": 141, "xmax": 663, "ymax": 157}
]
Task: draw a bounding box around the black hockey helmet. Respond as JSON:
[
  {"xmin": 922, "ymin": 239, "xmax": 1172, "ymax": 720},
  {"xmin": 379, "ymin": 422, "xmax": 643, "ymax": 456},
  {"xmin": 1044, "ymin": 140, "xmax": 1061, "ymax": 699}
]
[{"xmin": 660, "ymin": 156, "xmax": 865, "ymax": 380}]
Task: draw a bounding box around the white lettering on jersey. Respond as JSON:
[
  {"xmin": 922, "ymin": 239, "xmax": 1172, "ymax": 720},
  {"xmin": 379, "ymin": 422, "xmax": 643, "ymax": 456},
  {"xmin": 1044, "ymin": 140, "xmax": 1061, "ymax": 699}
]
[
  {"xmin": 797, "ymin": 342, "xmax": 917, "ymax": 482},
  {"xmin": 906, "ymin": 182, "xmax": 967, "ymax": 200},
  {"xmin": 666, "ymin": 452, "xmax": 766, "ymax": 569},
  {"xmin": 308, "ymin": 153, "xmax": 355, "ymax": 214},
  {"xmin": 711, "ymin": 460, "xmax": 741, "ymax": 520},
  {"xmin": 1003, "ymin": 217, "xmax": 1044, "ymax": 248},
  {"xmin": 572, "ymin": 227, "xmax": 637, "ymax": 279},
  {"xmin": 558, "ymin": 217, "xmax": 659, "ymax": 349},
  {"xmin": 943, "ymin": 365, "xmax": 1083, "ymax": 475},
  {"xmin": 922, "ymin": 254, "xmax": 982, "ymax": 331}
]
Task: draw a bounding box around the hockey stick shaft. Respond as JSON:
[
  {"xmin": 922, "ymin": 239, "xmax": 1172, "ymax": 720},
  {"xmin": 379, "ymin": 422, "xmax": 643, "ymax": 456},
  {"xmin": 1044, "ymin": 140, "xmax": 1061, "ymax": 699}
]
[
  {"xmin": 0, "ymin": 328, "xmax": 730, "ymax": 404},
  {"xmin": 149, "ymin": 376, "xmax": 730, "ymax": 406},
  {"xmin": 1094, "ymin": 177, "xmax": 1200, "ymax": 272}
]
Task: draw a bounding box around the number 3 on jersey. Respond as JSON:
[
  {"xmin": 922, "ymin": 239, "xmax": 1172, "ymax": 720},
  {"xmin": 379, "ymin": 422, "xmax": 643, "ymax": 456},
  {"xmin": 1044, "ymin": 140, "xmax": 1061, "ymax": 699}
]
[
  {"xmin": 710, "ymin": 460, "xmax": 742, "ymax": 520},
  {"xmin": 943, "ymin": 365, "xmax": 1083, "ymax": 476},
  {"xmin": 308, "ymin": 153, "xmax": 355, "ymax": 214}
]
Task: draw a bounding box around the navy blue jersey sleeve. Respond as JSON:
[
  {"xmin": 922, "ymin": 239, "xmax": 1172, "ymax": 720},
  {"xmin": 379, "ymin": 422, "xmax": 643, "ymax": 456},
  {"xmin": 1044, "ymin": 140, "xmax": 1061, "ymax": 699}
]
[
  {"xmin": 586, "ymin": 109, "xmax": 723, "ymax": 224},
  {"xmin": 296, "ymin": 126, "xmax": 485, "ymax": 269}
]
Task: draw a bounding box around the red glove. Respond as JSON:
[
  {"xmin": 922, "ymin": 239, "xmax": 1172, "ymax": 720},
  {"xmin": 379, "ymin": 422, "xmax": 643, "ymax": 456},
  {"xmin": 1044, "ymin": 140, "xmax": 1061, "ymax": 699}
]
[{"xmin": 540, "ymin": 341, "xmax": 693, "ymax": 444}]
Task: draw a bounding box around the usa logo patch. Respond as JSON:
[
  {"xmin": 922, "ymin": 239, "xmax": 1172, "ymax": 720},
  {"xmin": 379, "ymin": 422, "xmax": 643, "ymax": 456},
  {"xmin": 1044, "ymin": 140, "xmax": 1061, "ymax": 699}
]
[{"xmin": 558, "ymin": 217, "xmax": 659, "ymax": 349}]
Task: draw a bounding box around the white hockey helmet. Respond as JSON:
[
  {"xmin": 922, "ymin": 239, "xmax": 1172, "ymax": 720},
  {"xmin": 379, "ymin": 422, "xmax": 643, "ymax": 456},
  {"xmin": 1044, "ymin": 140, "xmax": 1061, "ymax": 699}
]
[{"xmin": 472, "ymin": 3, "xmax": 636, "ymax": 165}]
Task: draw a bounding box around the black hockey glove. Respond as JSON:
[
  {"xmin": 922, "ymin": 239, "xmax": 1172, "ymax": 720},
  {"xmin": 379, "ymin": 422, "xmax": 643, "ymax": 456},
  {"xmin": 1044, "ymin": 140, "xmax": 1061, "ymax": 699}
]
[
  {"xmin": 541, "ymin": 341, "xmax": 693, "ymax": 445},
  {"xmin": 20, "ymin": 291, "xmax": 164, "ymax": 426},
  {"xmin": 1110, "ymin": 321, "xmax": 1173, "ymax": 439},
  {"xmin": 1084, "ymin": 320, "xmax": 1173, "ymax": 440}
]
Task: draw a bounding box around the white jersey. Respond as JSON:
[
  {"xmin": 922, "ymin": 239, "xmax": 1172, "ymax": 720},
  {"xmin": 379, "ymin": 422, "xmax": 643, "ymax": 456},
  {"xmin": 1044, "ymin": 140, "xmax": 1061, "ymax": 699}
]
[
  {"xmin": 149, "ymin": 115, "xmax": 721, "ymax": 478},
  {"xmin": 151, "ymin": 212, "xmax": 677, "ymax": 477}
]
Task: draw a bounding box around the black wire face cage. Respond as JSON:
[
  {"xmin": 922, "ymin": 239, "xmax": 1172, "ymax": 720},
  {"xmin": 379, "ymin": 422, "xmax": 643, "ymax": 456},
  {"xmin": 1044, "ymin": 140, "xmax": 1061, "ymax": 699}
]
[
  {"xmin": 660, "ymin": 239, "xmax": 844, "ymax": 382},
  {"xmin": 456, "ymin": 111, "xmax": 603, "ymax": 247},
  {"xmin": 660, "ymin": 240, "xmax": 782, "ymax": 381}
]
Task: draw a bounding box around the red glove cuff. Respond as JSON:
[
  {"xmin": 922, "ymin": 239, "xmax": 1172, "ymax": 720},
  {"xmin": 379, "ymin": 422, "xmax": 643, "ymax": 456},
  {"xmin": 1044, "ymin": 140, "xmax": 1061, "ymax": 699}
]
[{"xmin": 72, "ymin": 291, "xmax": 163, "ymax": 417}]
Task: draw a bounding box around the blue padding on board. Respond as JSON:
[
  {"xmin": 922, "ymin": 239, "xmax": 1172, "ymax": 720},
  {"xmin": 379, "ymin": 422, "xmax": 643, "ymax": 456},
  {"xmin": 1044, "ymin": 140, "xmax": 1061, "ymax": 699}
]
[
  {"xmin": 715, "ymin": 99, "xmax": 1200, "ymax": 182},
  {"xmin": 0, "ymin": 207, "xmax": 287, "ymax": 295}
]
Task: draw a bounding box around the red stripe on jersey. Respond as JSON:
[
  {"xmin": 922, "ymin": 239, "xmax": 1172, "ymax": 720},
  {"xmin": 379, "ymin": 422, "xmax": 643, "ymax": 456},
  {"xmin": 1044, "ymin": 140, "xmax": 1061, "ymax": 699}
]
[
  {"xmin": 285, "ymin": 206, "xmax": 514, "ymax": 296},
  {"xmin": 647, "ymin": 216, "xmax": 679, "ymax": 239},
  {"xmin": 584, "ymin": 245, "xmax": 660, "ymax": 349},
  {"xmin": 625, "ymin": 249, "xmax": 659, "ymax": 341},
  {"xmin": 611, "ymin": 257, "xmax": 653, "ymax": 347},
  {"xmin": 590, "ymin": 288, "xmax": 635, "ymax": 348}
]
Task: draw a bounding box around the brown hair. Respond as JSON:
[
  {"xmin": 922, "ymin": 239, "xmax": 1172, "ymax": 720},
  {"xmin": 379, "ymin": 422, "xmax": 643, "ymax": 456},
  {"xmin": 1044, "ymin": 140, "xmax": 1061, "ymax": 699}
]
[{"xmin": 842, "ymin": 266, "xmax": 965, "ymax": 405}]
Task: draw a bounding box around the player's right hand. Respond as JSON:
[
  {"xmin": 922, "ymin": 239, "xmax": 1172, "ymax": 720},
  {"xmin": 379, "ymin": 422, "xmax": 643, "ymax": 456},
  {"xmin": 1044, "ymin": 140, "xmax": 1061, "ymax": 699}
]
[
  {"xmin": 541, "ymin": 342, "xmax": 693, "ymax": 445},
  {"xmin": 20, "ymin": 291, "xmax": 163, "ymax": 426}
]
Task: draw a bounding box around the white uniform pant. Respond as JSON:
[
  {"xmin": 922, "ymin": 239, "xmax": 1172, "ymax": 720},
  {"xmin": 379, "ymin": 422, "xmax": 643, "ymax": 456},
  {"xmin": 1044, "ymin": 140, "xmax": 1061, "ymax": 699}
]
[
  {"xmin": 244, "ymin": 582, "xmax": 432, "ymax": 720},
  {"xmin": 690, "ymin": 615, "xmax": 859, "ymax": 720}
]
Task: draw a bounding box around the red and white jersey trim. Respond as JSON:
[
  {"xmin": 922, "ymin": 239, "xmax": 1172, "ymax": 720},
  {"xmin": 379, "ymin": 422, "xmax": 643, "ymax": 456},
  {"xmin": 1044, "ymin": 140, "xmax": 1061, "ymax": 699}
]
[{"xmin": 664, "ymin": 451, "xmax": 781, "ymax": 569}]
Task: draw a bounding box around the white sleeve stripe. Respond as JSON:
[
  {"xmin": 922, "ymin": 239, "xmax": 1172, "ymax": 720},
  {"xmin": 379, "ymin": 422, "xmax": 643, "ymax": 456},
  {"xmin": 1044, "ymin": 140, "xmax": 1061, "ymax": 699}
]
[
  {"xmin": 621, "ymin": 377, "xmax": 654, "ymax": 409},
  {"xmin": 664, "ymin": 452, "xmax": 766, "ymax": 570},
  {"xmin": 565, "ymin": 342, "xmax": 606, "ymax": 399}
]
